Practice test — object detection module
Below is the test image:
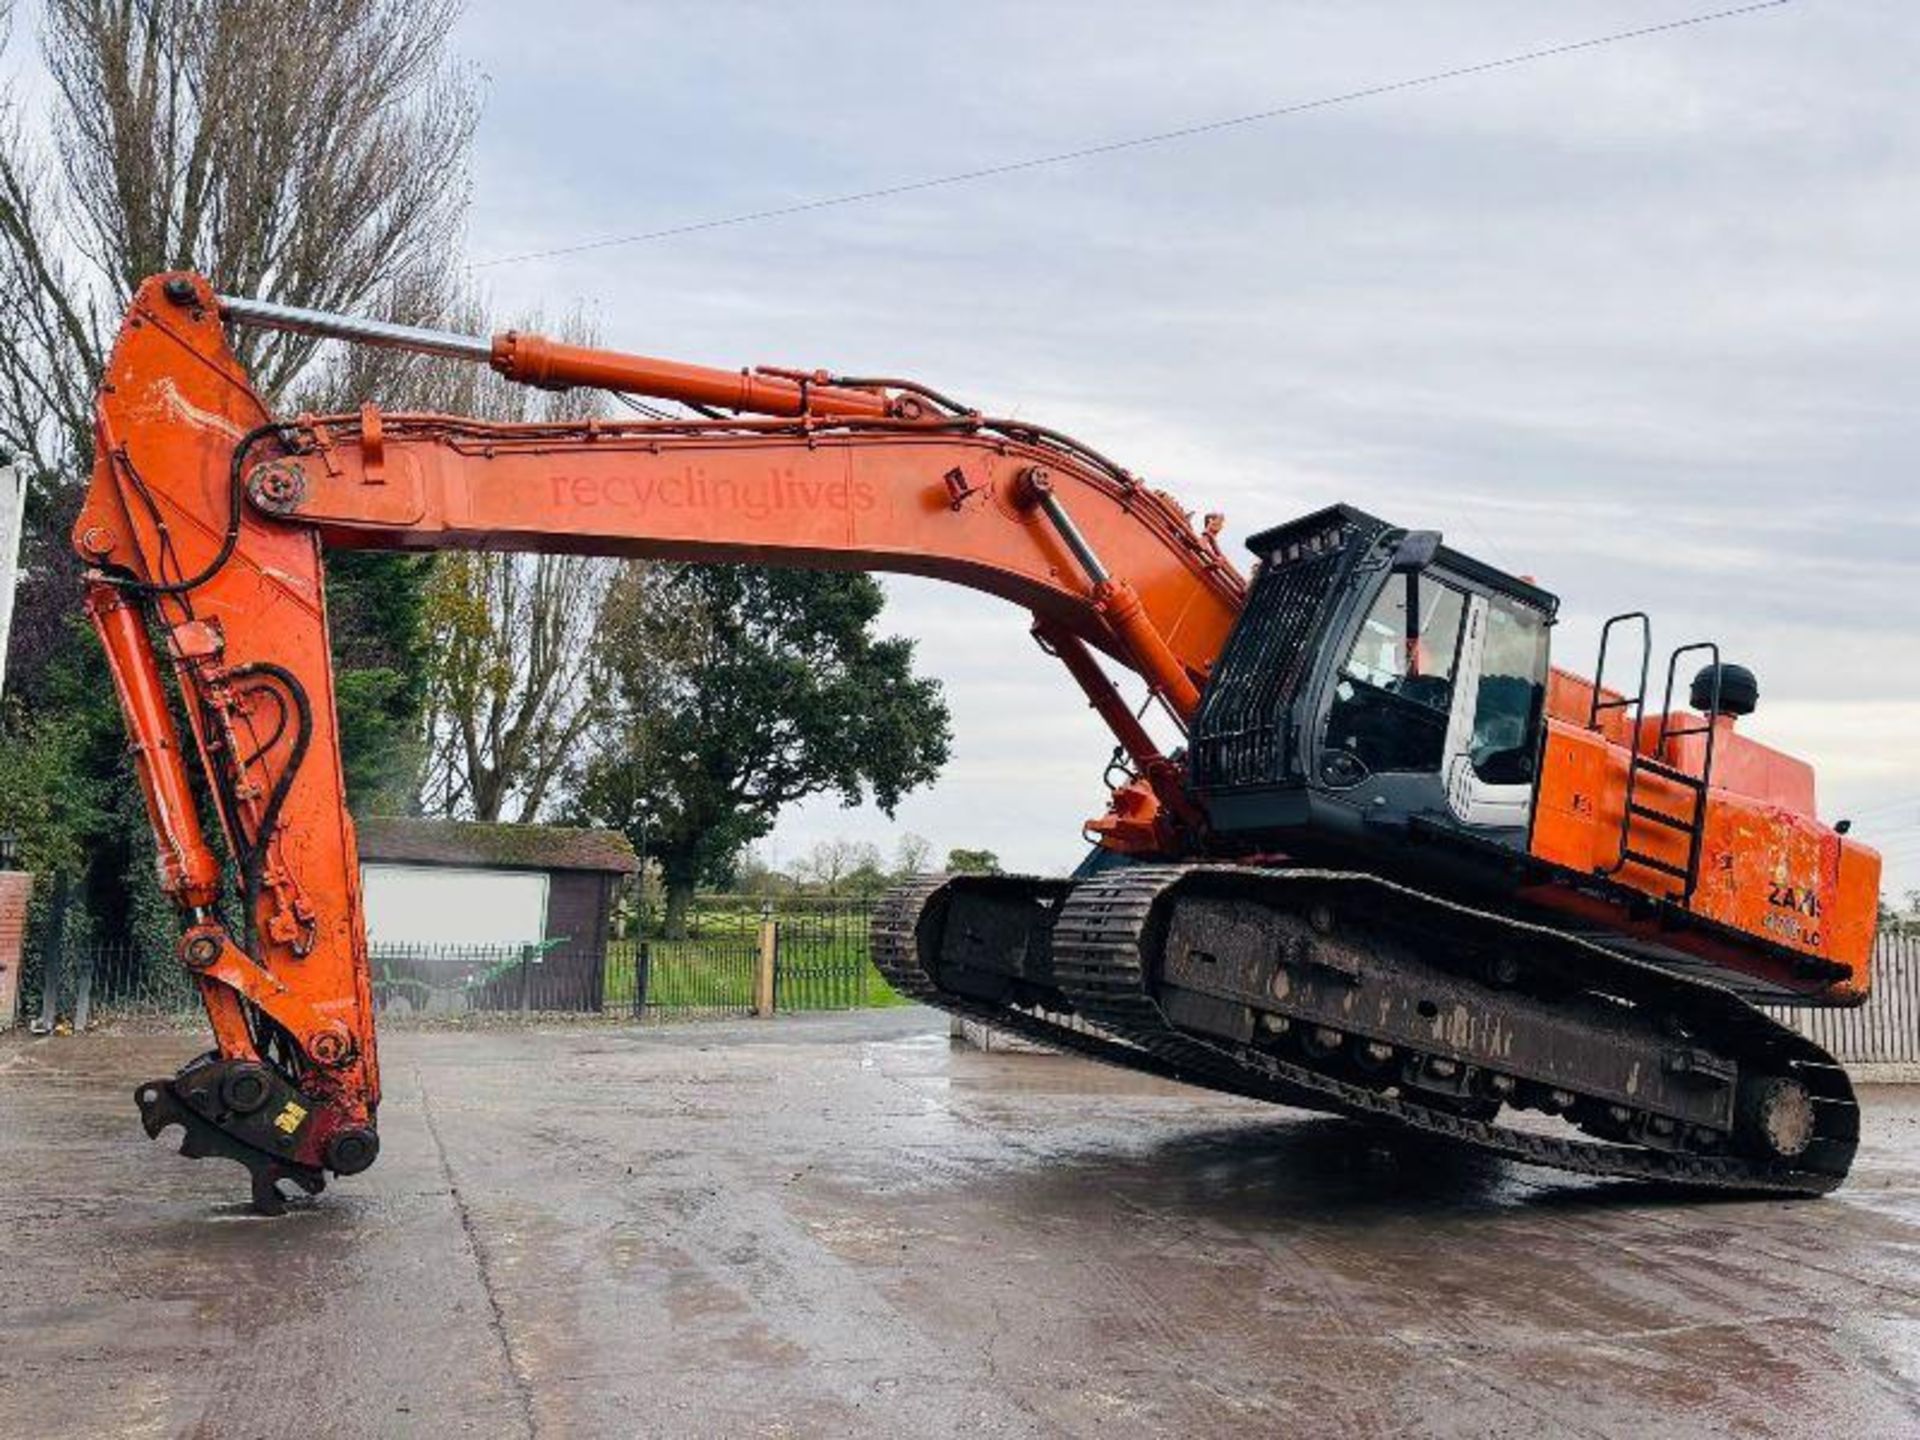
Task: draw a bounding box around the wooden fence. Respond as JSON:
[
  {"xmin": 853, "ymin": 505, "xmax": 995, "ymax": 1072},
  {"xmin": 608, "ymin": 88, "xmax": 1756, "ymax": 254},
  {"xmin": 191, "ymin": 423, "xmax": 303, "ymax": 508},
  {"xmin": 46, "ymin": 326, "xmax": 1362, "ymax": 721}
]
[{"xmin": 1763, "ymin": 931, "xmax": 1920, "ymax": 1066}]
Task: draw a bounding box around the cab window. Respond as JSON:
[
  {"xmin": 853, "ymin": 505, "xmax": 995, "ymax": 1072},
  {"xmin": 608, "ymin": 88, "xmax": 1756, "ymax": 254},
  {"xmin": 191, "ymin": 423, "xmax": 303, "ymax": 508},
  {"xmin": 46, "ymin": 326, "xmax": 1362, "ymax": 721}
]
[
  {"xmin": 1325, "ymin": 575, "xmax": 1467, "ymax": 773},
  {"xmin": 1470, "ymin": 596, "xmax": 1549, "ymax": 784}
]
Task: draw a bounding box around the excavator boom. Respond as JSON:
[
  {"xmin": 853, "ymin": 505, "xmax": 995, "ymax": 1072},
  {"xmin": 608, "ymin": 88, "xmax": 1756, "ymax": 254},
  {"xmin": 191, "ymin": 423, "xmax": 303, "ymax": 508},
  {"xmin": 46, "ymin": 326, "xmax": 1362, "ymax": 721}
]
[{"xmin": 75, "ymin": 273, "xmax": 1244, "ymax": 1205}]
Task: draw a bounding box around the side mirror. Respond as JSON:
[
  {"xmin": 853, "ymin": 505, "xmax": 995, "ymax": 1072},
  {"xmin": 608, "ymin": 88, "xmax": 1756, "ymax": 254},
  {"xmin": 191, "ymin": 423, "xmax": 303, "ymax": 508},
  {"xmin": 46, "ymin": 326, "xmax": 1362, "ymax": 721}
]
[{"xmin": 1389, "ymin": 530, "xmax": 1442, "ymax": 573}]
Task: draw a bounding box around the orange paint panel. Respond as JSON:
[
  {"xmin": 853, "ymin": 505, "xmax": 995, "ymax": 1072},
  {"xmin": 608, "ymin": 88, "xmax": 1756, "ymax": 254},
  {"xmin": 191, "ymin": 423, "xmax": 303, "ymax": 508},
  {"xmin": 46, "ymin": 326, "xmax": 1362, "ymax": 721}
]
[
  {"xmin": 1641, "ymin": 714, "xmax": 1817, "ymax": 814},
  {"xmin": 1529, "ymin": 721, "xmax": 1608, "ymax": 874},
  {"xmin": 1830, "ymin": 842, "xmax": 1883, "ymax": 997},
  {"xmin": 291, "ymin": 414, "xmax": 1244, "ymax": 697},
  {"xmin": 1545, "ymin": 667, "xmax": 1633, "ymax": 746},
  {"xmin": 1530, "ymin": 708, "xmax": 1878, "ymax": 999}
]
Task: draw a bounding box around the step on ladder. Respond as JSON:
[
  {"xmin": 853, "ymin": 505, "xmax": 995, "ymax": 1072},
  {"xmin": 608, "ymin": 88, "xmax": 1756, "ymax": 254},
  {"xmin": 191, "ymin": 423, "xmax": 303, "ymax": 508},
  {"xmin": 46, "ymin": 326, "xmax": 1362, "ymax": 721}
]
[{"xmin": 1590, "ymin": 615, "xmax": 1722, "ymax": 904}]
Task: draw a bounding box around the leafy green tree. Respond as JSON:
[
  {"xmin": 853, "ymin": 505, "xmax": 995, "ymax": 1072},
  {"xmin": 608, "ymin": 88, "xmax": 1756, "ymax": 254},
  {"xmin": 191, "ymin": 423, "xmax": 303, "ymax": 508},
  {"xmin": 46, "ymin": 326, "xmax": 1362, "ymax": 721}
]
[
  {"xmin": 945, "ymin": 848, "xmax": 1003, "ymax": 875},
  {"xmin": 726, "ymin": 846, "xmax": 790, "ymax": 901},
  {"xmin": 0, "ymin": 706, "xmax": 105, "ymax": 879},
  {"xmin": 844, "ymin": 859, "xmax": 895, "ymax": 900},
  {"xmin": 327, "ymin": 551, "xmax": 436, "ymax": 814},
  {"xmin": 795, "ymin": 838, "xmax": 881, "ymax": 894},
  {"xmin": 575, "ymin": 566, "xmax": 951, "ymax": 937},
  {"xmin": 418, "ymin": 551, "xmax": 612, "ymax": 822},
  {"xmin": 1899, "ymin": 891, "xmax": 1920, "ymax": 938}
]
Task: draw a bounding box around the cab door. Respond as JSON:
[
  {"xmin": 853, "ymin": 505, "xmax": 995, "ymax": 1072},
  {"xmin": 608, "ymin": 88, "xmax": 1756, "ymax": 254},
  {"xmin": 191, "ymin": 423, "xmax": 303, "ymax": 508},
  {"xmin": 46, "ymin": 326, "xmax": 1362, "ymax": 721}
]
[{"xmin": 1441, "ymin": 592, "xmax": 1551, "ymax": 838}]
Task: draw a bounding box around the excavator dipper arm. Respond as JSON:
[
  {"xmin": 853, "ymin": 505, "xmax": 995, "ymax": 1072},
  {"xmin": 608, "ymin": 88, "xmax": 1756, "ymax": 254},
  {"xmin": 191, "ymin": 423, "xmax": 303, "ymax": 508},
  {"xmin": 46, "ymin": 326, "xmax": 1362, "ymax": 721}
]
[{"xmin": 74, "ymin": 274, "xmax": 1244, "ymax": 1207}]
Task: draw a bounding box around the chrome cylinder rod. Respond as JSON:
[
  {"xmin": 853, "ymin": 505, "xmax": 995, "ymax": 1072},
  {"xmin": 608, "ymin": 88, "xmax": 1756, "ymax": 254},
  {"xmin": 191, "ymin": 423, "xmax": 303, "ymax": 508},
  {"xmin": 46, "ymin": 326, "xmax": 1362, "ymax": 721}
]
[
  {"xmin": 1029, "ymin": 478, "xmax": 1111, "ymax": 586},
  {"xmin": 216, "ymin": 294, "xmax": 494, "ymax": 363}
]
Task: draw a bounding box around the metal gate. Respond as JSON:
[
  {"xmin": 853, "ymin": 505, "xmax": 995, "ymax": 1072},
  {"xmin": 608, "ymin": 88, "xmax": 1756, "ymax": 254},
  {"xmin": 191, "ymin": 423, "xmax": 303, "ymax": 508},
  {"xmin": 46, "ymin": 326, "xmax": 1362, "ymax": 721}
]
[
  {"xmin": 614, "ymin": 936, "xmax": 759, "ymax": 1020},
  {"xmin": 774, "ymin": 900, "xmax": 875, "ymax": 1012}
]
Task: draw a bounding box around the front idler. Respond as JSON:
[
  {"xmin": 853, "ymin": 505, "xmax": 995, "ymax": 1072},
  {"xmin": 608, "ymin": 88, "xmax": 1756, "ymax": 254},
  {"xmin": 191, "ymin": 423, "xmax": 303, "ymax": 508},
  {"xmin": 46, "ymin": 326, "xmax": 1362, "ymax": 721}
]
[{"xmin": 1734, "ymin": 1073, "xmax": 1817, "ymax": 1162}]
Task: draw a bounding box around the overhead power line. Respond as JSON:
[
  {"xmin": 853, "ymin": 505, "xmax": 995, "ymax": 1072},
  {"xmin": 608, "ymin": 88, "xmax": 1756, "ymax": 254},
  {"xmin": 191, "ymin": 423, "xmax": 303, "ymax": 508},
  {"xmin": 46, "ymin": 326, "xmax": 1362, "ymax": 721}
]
[{"xmin": 471, "ymin": 1, "xmax": 1795, "ymax": 271}]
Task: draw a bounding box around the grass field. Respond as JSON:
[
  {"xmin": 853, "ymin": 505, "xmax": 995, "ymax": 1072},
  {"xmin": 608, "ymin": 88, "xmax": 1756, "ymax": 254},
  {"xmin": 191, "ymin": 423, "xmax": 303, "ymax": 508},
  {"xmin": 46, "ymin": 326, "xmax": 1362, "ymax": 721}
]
[{"xmin": 602, "ymin": 934, "xmax": 909, "ymax": 1015}]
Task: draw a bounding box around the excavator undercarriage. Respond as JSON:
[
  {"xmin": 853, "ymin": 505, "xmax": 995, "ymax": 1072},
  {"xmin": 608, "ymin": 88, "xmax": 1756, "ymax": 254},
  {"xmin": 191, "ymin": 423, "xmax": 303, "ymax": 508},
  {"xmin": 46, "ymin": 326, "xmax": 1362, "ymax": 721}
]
[{"xmin": 873, "ymin": 868, "xmax": 1857, "ymax": 1194}]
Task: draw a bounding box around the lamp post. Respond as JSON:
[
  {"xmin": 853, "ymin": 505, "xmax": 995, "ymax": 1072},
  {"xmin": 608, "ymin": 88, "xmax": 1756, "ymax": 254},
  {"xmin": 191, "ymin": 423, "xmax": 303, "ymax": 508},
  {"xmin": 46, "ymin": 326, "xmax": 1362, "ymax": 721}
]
[{"xmin": 633, "ymin": 808, "xmax": 651, "ymax": 936}]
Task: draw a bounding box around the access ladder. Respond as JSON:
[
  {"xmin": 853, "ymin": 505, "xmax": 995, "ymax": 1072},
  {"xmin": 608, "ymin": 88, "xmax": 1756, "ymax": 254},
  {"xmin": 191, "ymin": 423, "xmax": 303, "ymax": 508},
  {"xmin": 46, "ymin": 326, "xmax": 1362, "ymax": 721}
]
[{"xmin": 1589, "ymin": 614, "xmax": 1723, "ymax": 903}]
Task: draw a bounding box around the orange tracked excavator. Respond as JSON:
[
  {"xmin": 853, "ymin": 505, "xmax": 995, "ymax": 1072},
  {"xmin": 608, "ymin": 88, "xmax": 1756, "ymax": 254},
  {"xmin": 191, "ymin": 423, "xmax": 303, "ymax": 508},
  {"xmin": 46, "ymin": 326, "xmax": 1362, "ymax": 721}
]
[{"xmin": 77, "ymin": 274, "xmax": 1879, "ymax": 1211}]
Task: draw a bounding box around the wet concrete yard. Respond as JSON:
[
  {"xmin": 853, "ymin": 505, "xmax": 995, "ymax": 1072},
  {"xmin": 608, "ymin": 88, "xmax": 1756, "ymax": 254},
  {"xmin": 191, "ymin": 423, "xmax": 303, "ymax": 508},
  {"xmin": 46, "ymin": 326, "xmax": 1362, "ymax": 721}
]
[{"xmin": 3, "ymin": 1010, "xmax": 1918, "ymax": 1437}]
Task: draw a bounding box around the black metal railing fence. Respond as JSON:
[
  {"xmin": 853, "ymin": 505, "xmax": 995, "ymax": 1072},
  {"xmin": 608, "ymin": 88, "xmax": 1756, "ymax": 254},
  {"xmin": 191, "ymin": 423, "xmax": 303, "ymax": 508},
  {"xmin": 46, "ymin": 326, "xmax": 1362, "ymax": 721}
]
[
  {"xmin": 773, "ymin": 898, "xmax": 876, "ymax": 1012},
  {"xmin": 21, "ymin": 936, "xmax": 203, "ymax": 1031},
  {"xmin": 607, "ymin": 936, "xmax": 758, "ymax": 1020},
  {"xmin": 608, "ymin": 894, "xmax": 887, "ymax": 1020},
  {"xmin": 369, "ymin": 939, "xmax": 607, "ymax": 1018},
  {"xmin": 15, "ymin": 893, "xmax": 893, "ymax": 1029}
]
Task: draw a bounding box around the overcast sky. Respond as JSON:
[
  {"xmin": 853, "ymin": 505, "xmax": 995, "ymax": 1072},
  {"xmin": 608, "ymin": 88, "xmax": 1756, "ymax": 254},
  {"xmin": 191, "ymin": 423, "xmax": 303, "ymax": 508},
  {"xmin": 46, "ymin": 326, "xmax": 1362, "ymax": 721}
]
[{"xmin": 442, "ymin": 0, "xmax": 1918, "ymax": 893}]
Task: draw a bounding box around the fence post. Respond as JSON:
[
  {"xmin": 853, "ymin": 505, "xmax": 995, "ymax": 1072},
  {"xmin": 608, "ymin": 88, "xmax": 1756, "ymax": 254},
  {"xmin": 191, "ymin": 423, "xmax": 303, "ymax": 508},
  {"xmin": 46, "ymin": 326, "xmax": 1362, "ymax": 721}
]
[
  {"xmin": 33, "ymin": 873, "xmax": 71, "ymax": 1034},
  {"xmin": 633, "ymin": 941, "xmax": 652, "ymax": 1019},
  {"xmin": 755, "ymin": 907, "xmax": 777, "ymax": 1018},
  {"xmin": 519, "ymin": 944, "xmax": 534, "ymax": 1018},
  {"xmin": 71, "ymin": 949, "xmax": 94, "ymax": 1033}
]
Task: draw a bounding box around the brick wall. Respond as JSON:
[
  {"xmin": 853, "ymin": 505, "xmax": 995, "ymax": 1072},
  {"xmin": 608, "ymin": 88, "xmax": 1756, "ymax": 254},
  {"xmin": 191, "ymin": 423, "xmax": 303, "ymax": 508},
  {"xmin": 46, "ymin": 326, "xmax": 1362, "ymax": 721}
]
[{"xmin": 0, "ymin": 872, "xmax": 30, "ymax": 1028}]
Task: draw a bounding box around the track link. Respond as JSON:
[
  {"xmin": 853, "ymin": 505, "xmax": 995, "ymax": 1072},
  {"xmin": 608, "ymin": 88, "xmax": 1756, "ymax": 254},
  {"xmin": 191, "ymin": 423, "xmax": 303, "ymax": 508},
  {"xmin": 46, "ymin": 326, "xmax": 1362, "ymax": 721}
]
[{"xmin": 875, "ymin": 868, "xmax": 1857, "ymax": 1195}]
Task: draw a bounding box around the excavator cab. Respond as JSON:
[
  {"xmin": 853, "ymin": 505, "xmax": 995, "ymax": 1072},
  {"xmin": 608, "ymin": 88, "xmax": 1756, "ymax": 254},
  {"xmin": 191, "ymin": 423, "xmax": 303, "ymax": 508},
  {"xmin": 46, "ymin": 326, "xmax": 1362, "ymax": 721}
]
[{"xmin": 1192, "ymin": 504, "xmax": 1556, "ymax": 858}]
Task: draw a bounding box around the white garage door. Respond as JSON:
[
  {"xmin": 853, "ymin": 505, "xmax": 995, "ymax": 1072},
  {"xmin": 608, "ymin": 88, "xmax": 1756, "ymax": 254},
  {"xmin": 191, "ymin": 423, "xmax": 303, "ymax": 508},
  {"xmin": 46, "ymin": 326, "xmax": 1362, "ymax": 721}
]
[{"xmin": 361, "ymin": 865, "xmax": 549, "ymax": 948}]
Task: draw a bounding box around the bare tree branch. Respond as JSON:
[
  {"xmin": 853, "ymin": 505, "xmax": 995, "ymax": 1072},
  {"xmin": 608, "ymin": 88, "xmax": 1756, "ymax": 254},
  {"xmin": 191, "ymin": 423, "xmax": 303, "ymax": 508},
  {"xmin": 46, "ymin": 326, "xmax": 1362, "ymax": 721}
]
[
  {"xmin": 0, "ymin": 0, "xmax": 475, "ymax": 483},
  {"xmin": 411, "ymin": 308, "xmax": 632, "ymax": 824}
]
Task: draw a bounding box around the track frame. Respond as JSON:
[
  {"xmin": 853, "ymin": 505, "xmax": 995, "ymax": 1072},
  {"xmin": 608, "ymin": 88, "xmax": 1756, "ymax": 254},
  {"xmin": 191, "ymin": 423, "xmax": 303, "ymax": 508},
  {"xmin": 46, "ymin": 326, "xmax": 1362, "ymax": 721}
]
[{"xmin": 875, "ymin": 867, "xmax": 1858, "ymax": 1195}]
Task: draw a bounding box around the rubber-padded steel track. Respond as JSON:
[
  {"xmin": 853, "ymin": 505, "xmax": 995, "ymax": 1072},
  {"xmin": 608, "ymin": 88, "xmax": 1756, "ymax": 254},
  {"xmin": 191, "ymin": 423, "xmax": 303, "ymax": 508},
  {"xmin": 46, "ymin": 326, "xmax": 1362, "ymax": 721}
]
[
  {"xmin": 874, "ymin": 867, "xmax": 1857, "ymax": 1194},
  {"xmin": 872, "ymin": 876, "xmax": 1277, "ymax": 1100}
]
